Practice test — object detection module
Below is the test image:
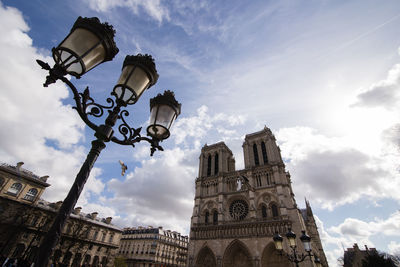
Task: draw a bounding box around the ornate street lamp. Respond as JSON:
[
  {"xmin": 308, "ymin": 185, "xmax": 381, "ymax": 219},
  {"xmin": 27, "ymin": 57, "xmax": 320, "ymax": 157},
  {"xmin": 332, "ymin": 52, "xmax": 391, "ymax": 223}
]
[
  {"xmin": 35, "ymin": 17, "xmax": 181, "ymax": 267},
  {"xmin": 273, "ymin": 229, "xmax": 322, "ymax": 267}
]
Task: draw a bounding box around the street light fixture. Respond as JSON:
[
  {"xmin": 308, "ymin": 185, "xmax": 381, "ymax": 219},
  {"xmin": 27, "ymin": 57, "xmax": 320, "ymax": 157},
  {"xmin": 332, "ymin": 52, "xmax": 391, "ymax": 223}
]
[
  {"xmin": 273, "ymin": 229, "xmax": 322, "ymax": 267},
  {"xmin": 35, "ymin": 16, "xmax": 181, "ymax": 267}
]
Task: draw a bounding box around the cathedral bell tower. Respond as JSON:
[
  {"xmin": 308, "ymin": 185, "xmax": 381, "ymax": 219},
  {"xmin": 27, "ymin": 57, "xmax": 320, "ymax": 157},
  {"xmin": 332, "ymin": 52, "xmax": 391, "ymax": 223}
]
[{"xmin": 187, "ymin": 127, "xmax": 328, "ymax": 267}]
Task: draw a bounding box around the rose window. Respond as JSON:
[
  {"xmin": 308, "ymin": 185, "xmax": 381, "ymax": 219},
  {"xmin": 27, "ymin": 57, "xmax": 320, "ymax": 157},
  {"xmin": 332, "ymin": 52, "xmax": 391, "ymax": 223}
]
[{"xmin": 229, "ymin": 199, "xmax": 249, "ymax": 220}]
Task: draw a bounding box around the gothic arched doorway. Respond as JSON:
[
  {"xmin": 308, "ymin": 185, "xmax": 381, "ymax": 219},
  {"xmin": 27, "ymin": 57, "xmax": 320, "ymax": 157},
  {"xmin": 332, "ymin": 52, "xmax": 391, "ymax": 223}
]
[
  {"xmin": 261, "ymin": 242, "xmax": 290, "ymax": 267},
  {"xmin": 222, "ymin": 240, "xmax": 253, "ymax": 267},
  {"xmin": 195, "ymin": 246, "xmax": 217, "ymax": 267}
]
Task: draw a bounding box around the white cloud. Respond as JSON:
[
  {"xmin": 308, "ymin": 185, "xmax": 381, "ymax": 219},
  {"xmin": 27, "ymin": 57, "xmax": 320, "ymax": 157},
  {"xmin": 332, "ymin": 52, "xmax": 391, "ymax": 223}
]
[
  {"xmin": 276, "ymin": 127, "xmax": 399, "ymax": 210},
  {"xmin": 328, "ymin": 211, "xmax": 400, "ymax": 246},
  {"xmin": 353, "ymin": 63, "xmax": 400, "ymax": 109},
  {"xmin": 315, "ymin": 211, "xmax": 400, "ymax": 267},
  {"xmin": 85, "ymin": 0, "xmax": 170, "ymax": 24},
  {"xmin": 388, "ymin": 241, "xmax": 400, "ymax": 256}
]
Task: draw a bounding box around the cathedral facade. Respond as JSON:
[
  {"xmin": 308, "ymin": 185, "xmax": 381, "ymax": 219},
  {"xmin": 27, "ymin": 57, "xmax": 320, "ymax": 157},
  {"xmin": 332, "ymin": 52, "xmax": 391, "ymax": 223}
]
[{"xmin": 187, "ymin": 127, "xmax": 328, "ymax": 267}]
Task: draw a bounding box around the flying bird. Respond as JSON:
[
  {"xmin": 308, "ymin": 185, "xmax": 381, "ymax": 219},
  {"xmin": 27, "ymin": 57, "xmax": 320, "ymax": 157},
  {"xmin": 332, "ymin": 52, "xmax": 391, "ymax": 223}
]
[{"xmin": 119, "ymin": 160, "xmax": 128, "ymax": 176}]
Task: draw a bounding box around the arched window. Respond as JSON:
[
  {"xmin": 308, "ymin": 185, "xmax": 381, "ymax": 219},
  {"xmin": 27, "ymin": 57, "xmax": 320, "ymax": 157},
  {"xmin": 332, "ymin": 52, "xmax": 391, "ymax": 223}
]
[
  {"xmin": 262, "ymin": 205, "xmax": 267, "ymax": 218},
  {"xmin": 207, "ymin": 155, "xmax": 212, "ymax": 176},
  {"xmin": 261, "ymin": 141, "xmax": 268, "ymax": 164},
  {"xmin": 24, "ymin": 188, "xmax": 38, "ymax": 201},
  {"xmin": 205, "ymin": 211, "xmax": 209, "ymax": 224},
  {"xmin": 271, "ymin": 204, "xmax": 279, "ymax": 218},
  {"xmin": 214, "ymin": 153, "xmax": 219, "ymax": 175},
  {"xmin": 253, "ymin": 144, "xmax": 260, "ymax": 166},
  {"xmin": 7, "ymin": 182, "xmax": 22, "ymax": 195},
  {"xmin": 213, "ymin": 210, "xmax": 218, "ymax": 225}
]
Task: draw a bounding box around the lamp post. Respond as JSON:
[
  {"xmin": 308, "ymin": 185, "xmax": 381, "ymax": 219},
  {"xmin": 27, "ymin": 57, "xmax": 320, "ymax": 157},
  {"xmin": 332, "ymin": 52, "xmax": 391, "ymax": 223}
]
[
  {"xmin": 273, "ymin": 229, "xmax": 322, "ymax": 267},
  {"xmin": 34, "ymin": 17, "xmax": 181, "ymax": 267}
]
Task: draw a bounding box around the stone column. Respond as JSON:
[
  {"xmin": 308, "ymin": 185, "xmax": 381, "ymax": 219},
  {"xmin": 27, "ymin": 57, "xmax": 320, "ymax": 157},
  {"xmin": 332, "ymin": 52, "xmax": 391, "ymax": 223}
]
[
  {"xmin": 253, "ymin": 256, "xmax": 260, "ymax": 267},
  {"xmin": 217, "ymin": 256, "xmax": 222, "ymax": 267},
  {"xmin": 199, "ymin": 155, "xmax": 204, "ymax": 177}
]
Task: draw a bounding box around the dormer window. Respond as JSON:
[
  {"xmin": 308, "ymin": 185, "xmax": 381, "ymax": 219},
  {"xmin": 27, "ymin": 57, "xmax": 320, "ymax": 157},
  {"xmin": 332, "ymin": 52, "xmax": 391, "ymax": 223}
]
[
  {"xmin": 7, "ymin": 182, "xmax": 22, "ymax": 195},
  {"xmin": 23, "ymin": 188, "xmax": 38, "ymax": 201}
]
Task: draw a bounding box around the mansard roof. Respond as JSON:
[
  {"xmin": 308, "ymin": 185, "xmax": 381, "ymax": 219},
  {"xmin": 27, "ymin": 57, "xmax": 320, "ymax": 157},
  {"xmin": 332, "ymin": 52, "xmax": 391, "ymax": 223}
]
[{"xmin": 0, "ymin": 162, "xmax": 50, "ymax": 187}]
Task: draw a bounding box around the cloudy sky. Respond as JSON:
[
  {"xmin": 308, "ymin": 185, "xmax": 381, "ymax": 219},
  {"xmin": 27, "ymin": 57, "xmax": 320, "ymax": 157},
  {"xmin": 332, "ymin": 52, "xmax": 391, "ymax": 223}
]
[{"xmin": 1, "ymin": 0, "xmax": 400, "ymax": 265}]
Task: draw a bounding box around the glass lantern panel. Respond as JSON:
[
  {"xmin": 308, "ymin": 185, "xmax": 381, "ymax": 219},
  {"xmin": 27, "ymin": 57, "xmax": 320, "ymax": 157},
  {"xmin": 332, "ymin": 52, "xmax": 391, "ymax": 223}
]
[
  {"xmin": 114, "ymin": 86, "xmax": 123, "ymax": 100},
  {"xmin": 56, "ymin": 50, "xmax": 82, "ymax": 75},
  {"xmin": 288, "ymin": 237, "xmax": 296, "ymax": 247},
  {"xmin": 148, "ymin": 105, "xmax": 177, "ymax": 139},
  {"xmin": 274, "ymin": 240, "xmax": 283, "ymax": 250},
  {"xmin": 125, "ymin": 67, "xmax": 150, "ymax": 103},
  {"xmin": 58, "ymin": 28, "xmax": 105, "ymax": 75},
  {"xmin": 122, "ymin": 88, "xmax": 134, "ymax": 103},
  {"xmin": 152, "ymin": 104, "xmax": 176, "ymax": 128},
  {"xmin": 116, "ymin": 65, "xmax": 134, "ymax": 86},
  {"xmin": 303, "ymin": 241, "xmax": 311, "ymax": 251}
]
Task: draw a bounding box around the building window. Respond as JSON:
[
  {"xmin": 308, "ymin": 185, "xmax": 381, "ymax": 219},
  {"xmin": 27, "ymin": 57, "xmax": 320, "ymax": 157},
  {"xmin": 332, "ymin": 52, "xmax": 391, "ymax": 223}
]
[
  {"xmin": 213, "ymin": 210, "xmax": 218, "ymax": 225},
  {"xmin": 109, "ymin": 234, "xmax": 114, "ymax": 243},
  {"xmin": 271, "ymin": 204, "xmax": 279, "ymax": 217},
  {"xmin": 214, "ymin": 153, "xmax": 219, "ymax": 175},
  {"xmin": 266, "ymin": 173, "xmax": 272, "ymax": 185},
  {"xmin": 253, "ymin": 144, "xmax": 259, "ymax": 166},
  {"xmin": 261, "ymin": 141, "xmax": 268, "ymax": 164},
  {"xmin": 0, "ymin": 177, "xmax": 4, "ymax": 187},
  {"xmin": 23, "ymin": 188, "xmax": 38, "ymax": 201},
  {"xmin": 262, "ymin": 205, "xmax": 267, "ymax": 218},
  {"xmin": 207, "ymin": 155, "xmax": 211, "ymax": 176},
  {"xmin": 256, "ymin": 176, "xmax": 262, "ymax": 187},
  {"xmin": 205, "ymin": 211, "xmax": 209, "ymax": 224},
  {"xmin": 7, "ymin": 183, "xmax": 22, "ymax": 195},
  {"xmin": 93, "ymin": 231, "xmax": 99, "ymax": 240},
  {"xmin": 101, "ymin": 232, "xmax": 106, "ymax": 242},
  {"xmin": 31, "ymin": 216, "xmax": 39, "ymax": 226}
]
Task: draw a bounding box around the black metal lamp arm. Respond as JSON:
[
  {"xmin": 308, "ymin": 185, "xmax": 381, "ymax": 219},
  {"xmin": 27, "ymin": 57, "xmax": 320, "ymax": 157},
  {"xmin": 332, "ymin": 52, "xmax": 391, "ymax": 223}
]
[
  {"xmin": 278, "ymin": 248, "xmax": 312, "ymax": 267},
  {"xmin": 36, "ymin": 59, "xmax": 164, "ymax": 156}
]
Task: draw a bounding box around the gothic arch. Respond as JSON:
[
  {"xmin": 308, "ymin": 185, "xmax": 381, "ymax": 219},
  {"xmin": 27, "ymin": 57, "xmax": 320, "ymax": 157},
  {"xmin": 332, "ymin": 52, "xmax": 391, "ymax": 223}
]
[
  {"xmin": 195, "ymin": 245, "xmax": 216, "ymax": 267},
  {"xmin": 270, "ymin": 202, "xmax": 279, "ymax": 218},
  {"xmin": 222, "ymin": 239, "xmax": 253, "ymax": 267},
  {"xmin": 201, "ymin": 200, "xmax": 217, "ymax": 216},
  {"xmin": 261, "ymin": 242, "xmax": 289, "ymax": 267},
  {"xmin": 255, "ymin": 192, "xmax": 278, "ymax": 209}
]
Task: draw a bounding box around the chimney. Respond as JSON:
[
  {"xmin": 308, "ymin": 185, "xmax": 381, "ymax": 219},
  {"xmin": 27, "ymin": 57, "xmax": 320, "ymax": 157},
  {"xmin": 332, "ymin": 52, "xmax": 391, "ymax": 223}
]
[
  {"xmin": 91, "ymin": 212, "xmax": 98, "ymax": 220},
  {"xmin": 40, "ymin": 175, "xmax": 49, "ymax": 182},
  {"xmin": 73, "ymin": 207, "xmax": 82, "ymax": 215},
  {"xmin": 16, "ymin": 162, "xmax": 24, "ymax": 171},
  {"xmin": 105, "ymin": 217, "xmax": 112, "ymax": 224}
]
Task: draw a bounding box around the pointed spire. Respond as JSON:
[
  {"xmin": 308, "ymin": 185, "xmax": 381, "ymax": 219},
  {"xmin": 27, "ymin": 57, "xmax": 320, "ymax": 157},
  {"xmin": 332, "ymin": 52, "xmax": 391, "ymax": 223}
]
[{"xmin": 305, "ymin": 198, "xmax": 313, "ymax": 217}]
